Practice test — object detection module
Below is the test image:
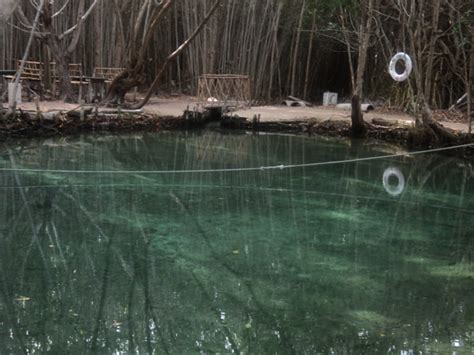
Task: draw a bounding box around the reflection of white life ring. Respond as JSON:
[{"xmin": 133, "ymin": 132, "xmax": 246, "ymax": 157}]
[
  {"xmin": 389, "ymin": 53, "xmax": 413, "ymax": 82},
  {"xmin": 383, "ymin": 167, "xmax": 405, "ymax": 196}
]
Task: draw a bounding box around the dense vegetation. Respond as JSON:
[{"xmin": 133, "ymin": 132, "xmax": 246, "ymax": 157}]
[{"xmin": 0, "ymin": 0, "xmax": 473, "ymax": 112}]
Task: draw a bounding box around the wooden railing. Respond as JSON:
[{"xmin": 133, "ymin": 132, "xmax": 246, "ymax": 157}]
[{"xmin": 197, "ymin": 74, "xmax": 252, "ymax": 108}]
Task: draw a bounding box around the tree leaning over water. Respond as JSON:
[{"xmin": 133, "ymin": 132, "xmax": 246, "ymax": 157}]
[{"xmin": 105, "ymin": 0, "xmax": 222, "ymax": 107}]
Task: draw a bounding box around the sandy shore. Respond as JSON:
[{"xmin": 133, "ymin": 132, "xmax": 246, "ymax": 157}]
[{"xmin": 12, "ymin": 95, "xmax": 471, "ymax": 133}]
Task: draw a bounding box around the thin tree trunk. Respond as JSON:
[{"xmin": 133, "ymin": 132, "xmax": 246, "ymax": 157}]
[
  {"xmin": 424, "ymin": 0, "xmax": 441, "ymax": 105},
  {"xmin": 303, "ymin": 7, "xmax": 317, "ymax": 100},
  {"xmin": 340, "ymin": 6, "xmax": 355, "ymax": 92},
  {"xmin": 267, "ymin": 4, "xmax": 282, "ymax": 101},
  {"xmin": 46, "ymin": 36, "xmax": 74, "ymax": 102},
  {"xmin": 291, "ymin": 0, "xmax": 305, "ymax": 97}
]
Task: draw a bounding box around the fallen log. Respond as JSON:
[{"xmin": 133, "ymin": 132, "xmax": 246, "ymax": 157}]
[
  {"xmin": 282, "ymin": 96, "xmax": 313, "ymax": 107},
  {"xmin": 371, "ymin": 118, "xmax": 398, "ymax": 127}
]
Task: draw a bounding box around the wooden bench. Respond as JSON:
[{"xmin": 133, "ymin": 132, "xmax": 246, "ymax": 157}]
[
  {"xmin": 3, "ymin": 60, "xmax": 44, "ymax": 100},
  {"xmin": 3, "ymin": 60, "xmax": 90, "ymax": 101},
  {"xmin": 51, "ymin": 62, "xmax": 84, "ymax": 79},
  {"xmin": 51, "ymin": 62, "xmax": 89, "ymax": 100}
]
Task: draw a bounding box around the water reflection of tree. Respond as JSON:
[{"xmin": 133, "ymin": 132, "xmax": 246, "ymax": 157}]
[
  {"xmin": 0, "ymin": 134, "xmax": 473, "ymax": 353},
  {"xmin": 344, "ymin": 149, "xmax": 474, "ymax": 352}
]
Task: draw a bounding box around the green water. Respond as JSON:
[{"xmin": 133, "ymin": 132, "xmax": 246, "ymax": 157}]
[{"xmin": 0, "ymin": 131, "xmax": 473, "ymax": 354}]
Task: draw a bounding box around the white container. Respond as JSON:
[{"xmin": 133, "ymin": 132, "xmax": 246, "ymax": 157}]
[
  {"xmin": 323, "ymin": 92, "xmax": 338, "ymax": 106},
  {"xmin": 8, "ymin": 82, "xmax": 22, "ymax": 106}
]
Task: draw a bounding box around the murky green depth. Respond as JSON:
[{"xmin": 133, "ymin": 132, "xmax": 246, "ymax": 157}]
[{"xmin": 0, "ymin": 131, "xmax": 473, "ymax": 353}]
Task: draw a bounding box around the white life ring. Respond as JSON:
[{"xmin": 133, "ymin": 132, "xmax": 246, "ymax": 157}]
[
  {"xmin": 383, "ymin": 167, "xmax": 405, "ymax": 196},
  {"xmin": 389, "ymin": 52, "xmax": 413, "ymax": 82}
]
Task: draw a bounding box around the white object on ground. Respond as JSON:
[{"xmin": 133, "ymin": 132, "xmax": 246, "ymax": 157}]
[
  {"xmin": 323, "ymin": 92, "xmax": 338, "ymax": 106},
  {"xmin": 383, "ymin": 167, "xmax": 405, "ymax": 196},
  {"xmin": 8, "ymin": 82, "xmax": 21, "ymax": 106},
  {"xmin": 389, "ymin": 52, "xmax": 413, "ymax": 82}
]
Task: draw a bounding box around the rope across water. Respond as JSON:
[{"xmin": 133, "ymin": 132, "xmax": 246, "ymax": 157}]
[{"xmin": 0, "ymin": 143, "xmax": 472, "ymax": 175}]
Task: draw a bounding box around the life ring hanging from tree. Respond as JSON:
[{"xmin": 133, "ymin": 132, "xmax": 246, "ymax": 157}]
[{"xmin": 388, "ymin": 52, "xmax": 413, "ymax": 82}]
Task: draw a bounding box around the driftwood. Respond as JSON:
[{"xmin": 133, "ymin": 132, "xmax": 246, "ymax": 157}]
[
  {"xmin": 449, "ymin": 93, "xmax": 467, "ymax": 111},
  {"xmin": 282, "ymin": 96, "xmax": 313, "ymax": 107}
]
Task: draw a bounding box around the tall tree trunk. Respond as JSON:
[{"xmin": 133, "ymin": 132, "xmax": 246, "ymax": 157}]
[
  {"xmin": 339, "ymin": 6, "xmax": 355, "ymax": 92},
  {"xmin": 105, "ymin": 0, "xmax": 175, "ymax": 104},
  {"xmin": 38, "ymin": 0, "xmax": 95, "ymax": 102},
  {"xmin": 46, "ymin": 35, "xmax": 74, "ymax": 102},
  {"xmin": 303, "ymin": 7, "xmax": 317, "ymax": 100},
  {"xmin": 291, "ymin": 0, "xmax": 305, "ymax": 97},
  {"xmin": 351, "ymin": 0, "xmax": 374, "ymax": 138}
]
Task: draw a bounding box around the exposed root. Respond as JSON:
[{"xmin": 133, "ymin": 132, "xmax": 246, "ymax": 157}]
[{"xmin": 407, "ymin": 106, "xmax": 467, "ymax": 148}]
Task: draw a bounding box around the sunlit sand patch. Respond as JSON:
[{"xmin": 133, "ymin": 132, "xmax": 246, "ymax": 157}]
[
  {"xmin": 430, "ymin": 263, "xmax": 474, "ymax": 279},
  {"xmin": 348, "ymin": 310, "xmax": 394, "ymax": 330},
  {"xmin": 320, "ymin": 210, "xmax": 361, "ymax": 222},
  {"xmin": 399, "ymin": 233, "xmax": 430, "ymax": 243},
  {"xmin": 344, "ymin": 275, "xmax": 383, "ymax": 294},
  {"xmin": 404, "ymin": 256, "xmax": 436, "ymax": 265}
]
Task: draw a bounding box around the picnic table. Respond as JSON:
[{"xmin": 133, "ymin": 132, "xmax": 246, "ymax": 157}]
[{"xmin": 2, "ymin": 61, "xmax": 124, "ymax": 103}]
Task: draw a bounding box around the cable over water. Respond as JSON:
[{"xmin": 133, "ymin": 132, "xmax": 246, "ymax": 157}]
[{"xmin": 0, "ymin": 143, "xmax": 472, "ymax": 175}]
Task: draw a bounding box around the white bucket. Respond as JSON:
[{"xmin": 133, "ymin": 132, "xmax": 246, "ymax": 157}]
[
  {"xmin": 8, "ymin": 82, "xmax": 22, "ymax": 106},
  {"xmin": 323, "ymin": 92, "xmax": 338, "ymax": 106}
]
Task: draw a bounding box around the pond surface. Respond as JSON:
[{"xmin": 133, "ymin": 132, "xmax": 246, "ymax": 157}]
[{"xmin": 0, "ymin": 131, "xmax": 473, "ymax": 354}]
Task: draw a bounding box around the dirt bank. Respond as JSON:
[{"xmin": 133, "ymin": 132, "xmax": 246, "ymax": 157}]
[
  {"xmin": 12, "ymin": 96, "xmax": 471, "ymax": 132},
  {"xmin": 1, "ymin": 96, "xmax": 472, "ymax": 156}
]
